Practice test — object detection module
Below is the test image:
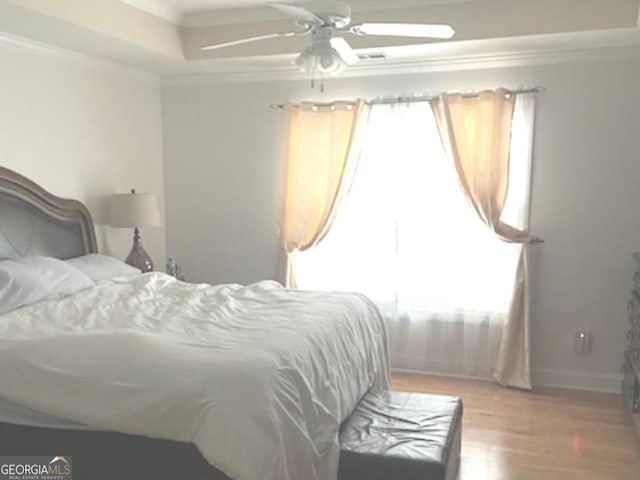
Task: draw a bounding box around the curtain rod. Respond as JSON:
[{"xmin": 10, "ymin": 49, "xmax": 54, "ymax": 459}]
[{"xmin": 270, "ymin": 86, "xmax": 545, "ymax": 110}]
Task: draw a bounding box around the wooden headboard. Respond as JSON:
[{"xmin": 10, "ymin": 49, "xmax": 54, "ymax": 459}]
[{"xmin": 0, "ymin": 166, "xmax": 98, "ymax": 260}]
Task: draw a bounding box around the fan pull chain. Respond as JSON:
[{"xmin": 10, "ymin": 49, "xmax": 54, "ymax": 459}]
[{"xmin": 307, "ymin": 71, "xmax": 326, "ymax": 93}]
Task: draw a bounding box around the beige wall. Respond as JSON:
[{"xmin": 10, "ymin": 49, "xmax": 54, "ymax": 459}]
[
  {"xmin": 0, "ymin": 37, "xmax": 166, "ymax": 265},
  {"xmin": 163, "ymin": 57, "xmax": 640, "ymax": 391}
]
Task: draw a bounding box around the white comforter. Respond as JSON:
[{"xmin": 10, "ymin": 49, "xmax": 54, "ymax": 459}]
[{"xmin": 0, "ymin": 273, "xmax": 389, "ymax": 480}]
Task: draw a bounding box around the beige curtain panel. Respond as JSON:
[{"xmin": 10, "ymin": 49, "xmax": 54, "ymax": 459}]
[
  {"xmin": 282, "ymin": 100, "xmax": 370, "ymax": 288},
  {"xmin": 432, "ymin": 89, "xmax": 534, "ymax": 390}
]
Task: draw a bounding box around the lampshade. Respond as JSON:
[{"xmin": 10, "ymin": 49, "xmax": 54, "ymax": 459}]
[{"xmin": 110, "ymin": 191, "xmax": 161, "ymax": 228}]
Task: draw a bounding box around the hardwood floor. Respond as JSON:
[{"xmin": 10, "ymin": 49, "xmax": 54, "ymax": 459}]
[{"xmin": 391, "ymin": 372, "xmax": 640, "ymax": 480}]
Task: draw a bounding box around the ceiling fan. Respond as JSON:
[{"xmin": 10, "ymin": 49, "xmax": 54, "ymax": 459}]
[{"xmin": 201, "ymin": 1, "xmax": 455, "ymax": 78}]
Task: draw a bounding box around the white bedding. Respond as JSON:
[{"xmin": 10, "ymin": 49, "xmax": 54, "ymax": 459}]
[
  {"xmin": 0, "ymin": 273, "xmax": 389, "ymax": 480},
  {"xmin": 0, "ymin": 397, "xmax": 89, "ymax": 430}
]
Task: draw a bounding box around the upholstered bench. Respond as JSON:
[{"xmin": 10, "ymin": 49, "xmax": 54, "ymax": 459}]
[{"xmin": 339, "ymin": 391, "xmax": 463, "ymax": 480}]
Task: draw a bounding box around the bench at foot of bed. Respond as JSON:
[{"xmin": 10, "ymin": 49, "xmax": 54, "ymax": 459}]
[
  {"xmin": 0, "ymin": 390, "xmax": 462, "ymax": 480},
  {"xmin": 339, "ymin": 390, "xmax": 463, "ymax": 480}
]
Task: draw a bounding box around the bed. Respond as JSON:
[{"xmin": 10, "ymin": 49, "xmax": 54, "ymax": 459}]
[{"xmin": 0, "ymin": 166, "xmax": 390, "ymax": 480}]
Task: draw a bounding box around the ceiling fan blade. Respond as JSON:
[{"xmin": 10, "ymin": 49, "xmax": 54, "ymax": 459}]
[
  {"xmin": 330, "ymin": 37, "xmax": 360, "ymax": 65},
  {"xmin": 268, "ymin": 2, "xmax": 324, "ymax": 25},
  {"xmin": 201, "ymin": 30, "xmax": 307, "ymax": 51},
  {"xmin": 350, "ymin": 23, "xmax": 455, "ymax": 39}
]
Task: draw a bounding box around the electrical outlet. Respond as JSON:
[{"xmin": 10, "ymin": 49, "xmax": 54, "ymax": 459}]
[{"xmin": 574, "ymin": 330, "xmax": 591, "ymax": 354}]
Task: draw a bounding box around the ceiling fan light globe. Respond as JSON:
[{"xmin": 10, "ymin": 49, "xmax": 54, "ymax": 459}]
[
  {"xmin": 294, "ymin": 46, "xmax": 314, "ymax": 70},
  {"xmin": 295, "ymin": 40, "xmax": 346, "ymax": 76},
  {"xmin": 320, "ymin": 52, "xmax": 334, "ymax": 69},
  {"xmin": 294, "ymin": 55, "xmax": 304, "ymax": 69}
]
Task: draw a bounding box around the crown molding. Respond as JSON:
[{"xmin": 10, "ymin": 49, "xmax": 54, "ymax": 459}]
[
  {"xmin": 162, "ymin": 42, "xmax": 640, "ymax": 86},
  {"xmin": 0, "ymin": 32, "xmax": 162, "ymax": 84}
]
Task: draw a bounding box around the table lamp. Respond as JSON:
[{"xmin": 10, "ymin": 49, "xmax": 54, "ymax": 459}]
[{"xmin": 110, "ymin": 189, "xmax": 161, "ymax": 272}]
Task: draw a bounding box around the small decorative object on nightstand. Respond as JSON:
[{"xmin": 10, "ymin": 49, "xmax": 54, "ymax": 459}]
[
  {"xmin": 110, "ymin": 189, "xmax": 161, "ymax": 272},
  {"xmin": 622, "ymin": 252, "xmax": 640, "ymax": 438},
  {"xmin": 166, "ymin": 257, "xmax": 185, "ymax": 281}
]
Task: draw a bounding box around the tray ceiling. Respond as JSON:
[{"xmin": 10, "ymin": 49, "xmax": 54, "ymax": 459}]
[
  {"xmin": 119, "ymin": 0, "xmax": 475, "ymax": 23},
  {"xmin": 1, "ymin": 0, "xmax": 639, "ymax": 78}
]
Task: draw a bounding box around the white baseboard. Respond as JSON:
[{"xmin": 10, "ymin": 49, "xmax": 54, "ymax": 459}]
[
  {"xmin": 392, "ymin": 367, "xmax": 622, "ymax": 393},
  {"xmin": 391, "ymin": 368, "xmax": 493, "ymax": 383},
  {"xmin": 532, "ymin": 369, "xmax": 622, "ymax": 393}
]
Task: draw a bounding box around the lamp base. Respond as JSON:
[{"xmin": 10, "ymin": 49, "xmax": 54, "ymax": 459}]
[{"xmin": 125, "ymin": 227, "xmax": 153, "ymax": 273}]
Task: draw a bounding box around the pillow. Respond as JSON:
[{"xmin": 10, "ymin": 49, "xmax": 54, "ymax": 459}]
[
  {"xmin": 0, "ymin": 256, "xmax": 95, "ymax": 315},
  {"xmin": 64, "ymin": 254, "xmax": 141, "ymax": 283}
]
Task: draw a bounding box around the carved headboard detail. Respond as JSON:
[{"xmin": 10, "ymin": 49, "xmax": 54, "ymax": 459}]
[{"xmin": 0, "ymin": 166, "xmax": 98, "ymax": 260}]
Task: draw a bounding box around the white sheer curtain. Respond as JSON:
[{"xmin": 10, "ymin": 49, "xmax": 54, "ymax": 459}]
[{"xmin": 295, "ymin": 94, "xmax": 535, "ymax": 379}]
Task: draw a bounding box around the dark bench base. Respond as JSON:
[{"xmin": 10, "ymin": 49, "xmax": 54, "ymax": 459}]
[
  {"xmin": 0, "ymin": 391, "xmax": 462, "ymax": 480},
  {"xmin": 339, "ymin": 391, "xmax": 463, "ymax": 480}
]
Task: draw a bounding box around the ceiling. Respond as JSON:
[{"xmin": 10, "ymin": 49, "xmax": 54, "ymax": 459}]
[
  {"xmin": 1, "ymin": 0, "xmax": 639, "ymax": 80},
  {"xmin": 126, "ymin": 0, "xmax": 462, "ymax": 12},
  {"xmin": 120, "ymin": 0, "xmax": 476, "ymax": 24}
]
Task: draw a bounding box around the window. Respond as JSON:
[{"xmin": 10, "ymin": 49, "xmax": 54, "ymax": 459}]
[
  {"xmin": 296, "ymin": 96, "xmax": 533, "ymax": 313},
  {"xmin": 293, "ymin": 94, "xmax": 535, "ymax": 377}
]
